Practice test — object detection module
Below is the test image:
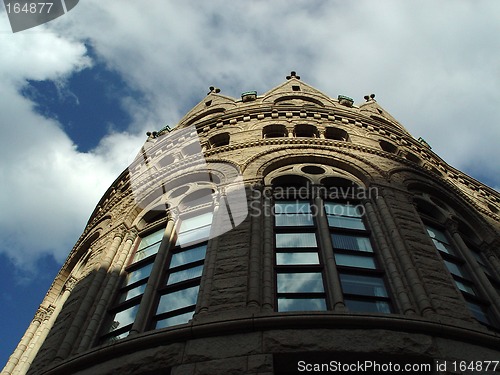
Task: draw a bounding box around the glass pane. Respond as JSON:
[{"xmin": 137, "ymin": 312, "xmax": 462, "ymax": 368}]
[
  {"xmin": 178, "ymin": 212, "xmax": 213, "ymax": 232},
  {"xmin": 138, "ymin": 228, "xmax": 164, "ymax": 249},
  {"xmin": 156, "ymin": 285, "xmax": 200, "ymax": 314},
  {"xmin": 334, "ymin": 253, "xmax": 376, "ymax": 269},
  {"xmin": 276, "ymin": 252, "xmax": 319, "ymax": 265},
  {"xmin": 454, "ymin": 280, "xmax": 476, "ymax": 295},
  {"xmin": 277, "ymin": 272, "xmax": 324, "ymax": 293},
  {"xmin": 327, "ymin": 216, "xmax": 365, "ymax": 230},
  {"xmin": 108, "ymin": 304, "xmax": 139, "ymax": 332},
  {"xmin": 278, "ymin": 297, "xmax": 326, "ymax": 312},
  {"xmin": 466, "ymin": 301, "xmax": 491, "ymax": 325},
  {"xmin": 167, "ymin": 265, "xmax": 204, "ymax": 285},
  {"xmin": 118, "ymin": 283, "xmax": 146, "ymax": 303},
  {"xmin": 275, "ymin": 201, "xmax": 311, "ymax": 214},
  {"xmin": 176, "ymin": 226, "xmax": 211, "ymax": 246},
  {"xmin": 324, "ymin": 203, "xmax": 362, "ymax": 217},
  {"xmin": 340, "ymin": 273, "xmax": 388, "ymax": 297},
  {"xmin": 133, "ymin": 242, "xmax": 161, "ymax": 262},
  {"xmin": 275, "ymin": 214, "xmax": 313, "ymax": 227},
  {"xmin": 444, "ymin": 260, "xmax": 466, "ymax": 278},
  {"xmin": 344, "ymin": 299, "xmax": 391, "ymax": 314},
  {"xmin": 275, "ymin": 233, "xmax": 317, "ymax": 248},
  {"xmin": 426, "ymin": 226, "xmax": 450, "ymax": 244},
  {"xmin": 431, "ymin": 239, "xmax": 455, "ymax": 254},
  {"xmin": 124, "ymin": 262, "xmax": 154, "ymax": 286},
  {"xmin": 170, "ymin": 245, "xmax": 206, "ymax": 268},
  {"xmin": 155, "ymin": 311, "xmax": 194, "ymax": 329},
  {"xmin": 331, "ymin": 234, "xmax": 373, "ymax": 252}
]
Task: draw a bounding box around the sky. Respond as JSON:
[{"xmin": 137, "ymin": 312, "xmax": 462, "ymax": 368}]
[{"xmin": 1, "ymin": 0, "xmax": 500, "ymax": 368}]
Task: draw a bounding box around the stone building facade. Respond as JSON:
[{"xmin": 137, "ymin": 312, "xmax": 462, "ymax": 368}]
[{"xmin": 3, "ymin": 73, "xmax": 500, "ymax": 375}]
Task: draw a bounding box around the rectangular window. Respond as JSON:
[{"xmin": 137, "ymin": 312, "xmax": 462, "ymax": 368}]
[
  {"xmin": 276, "ymin": 233, "xmax": 317, "ymax": 248},
  {"xmin": 132, "ymin": 228, "xmax": 164, "ymax": 262},
  {"xmin": 325, "ymin": 202, "xmax": 365, "ymax": 230},
  {"xmin": 334, "ymin": 253, "xmax": 377, "ymax": 269},
  {"xmin": 175, "ymin": 212, "xmax": 212, "ymax": 247},
  {"xmin": 277, "ymin": 272, "xmax": 325, "ymax": 293},
  {"xmin": 277, "ymin": 297, "xmax": 327, "ymax": 312},
  {"xmin": 275, "ymin": 201, "xmax": 314, "ymax": 227},
  {"xmin": 276, "ymin": 252, "xmax": 319, "ymax": 265},
  {"xmin": 331, "ymin": 234, "xmax": 373, "ymax": 252}
]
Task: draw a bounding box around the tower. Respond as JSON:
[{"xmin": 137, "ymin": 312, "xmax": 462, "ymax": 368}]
[{"xmin": 4, "ymin": 73, "xmax": 500, "ymax": 375}]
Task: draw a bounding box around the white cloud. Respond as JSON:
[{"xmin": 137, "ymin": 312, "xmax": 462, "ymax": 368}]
[
  {"xmin": 1, "ymin": 0, "xmax": 500, "ymax": 272},
  {"xmin": 0, "ymin": 17, "xmax": 142, "ymax": 269}
]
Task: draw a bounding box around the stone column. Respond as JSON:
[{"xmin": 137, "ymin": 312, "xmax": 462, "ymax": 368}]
[
  {"xmin": 55, "ymin": 231, "xmax": 126, "ymax": 360},
  {"xmin": 130, "ymin": 213, "xmax": 177, "ymax": 334},
  {"xmin": 262, "ymin": 194, "xmax": 274, "ymax": 312},
  {"xmin": 196, "ymin": 200, "xmax": 221, "ymax": 315},
  {"xmin": 448, "ymin": 223, "xmax": 500, "ymax": 317},
  {"xmin": 375, "ymin": 192, "xmax": 434, "ymax": 317},
  {"xmin": 247, "ymin": 185, "xmax": 263, "ymax": 309},
  {"xmin": 76, "ymin": 230, "xmax": 137, "ymax": 351},
  {"xmin": 364, "ymin": 200, "xmax": 415, "ymax": 315},
  {"xmin": 3, "ymin": 308, "xmax": 45, "ymax": 375},
  {"xmin": 313, "ymin": 196, "xmax": 345, "ymax": 311}
]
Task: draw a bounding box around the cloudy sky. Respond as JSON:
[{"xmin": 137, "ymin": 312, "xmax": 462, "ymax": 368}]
[{"xmin": 1, "ymin": 0, "xmax": 500, "ymax": 367}]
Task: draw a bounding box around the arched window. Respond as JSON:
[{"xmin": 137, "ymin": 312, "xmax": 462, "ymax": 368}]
[
  {"xmin": 325, "ymin": 127, "xmax": 349, "ymax": 142},
  {"xmin": 379, "ymin": 140, "xmax": 398, "ymax": 154},
  {"xmin": 208, "ymin": 133, "xmax": 230, "ymax": 148},
  {"xmin": 263, "ymin": 124, "xmax": 288, "ymax": 139},
  {"xmin": 294, "ymin": 124, "xmax": 319, "ymax": 138}
]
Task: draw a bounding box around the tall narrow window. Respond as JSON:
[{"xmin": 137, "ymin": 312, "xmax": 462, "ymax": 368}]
[
  {"xmin": 426, "ymin": 225, "xmax": 494, "ymax": 325},
  {"xmin": 326, "ymin": 202, "xmax": 392, "ymax": 314},
  {"xmin": 102, "ymin": 228, "xmax": 164, "ymax": 342},
  {"xmin": 274, "ymin": 200, "xmax": 327, "ymax": 312},
  {"xmin": 152, "ymin": 212, "xmax": 212, "ymax": 328}
]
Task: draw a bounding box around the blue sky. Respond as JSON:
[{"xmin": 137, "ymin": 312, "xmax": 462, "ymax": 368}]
[{"xmin": 1, "ymin": 0, "xmax": 500, "ymax": 368}]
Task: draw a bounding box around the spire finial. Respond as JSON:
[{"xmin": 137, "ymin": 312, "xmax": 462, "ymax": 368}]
[
  {"xmin": 207, "ymin": 86, "xmax": 221, "ymax": 95},
  {"xmin": 286, "ymin": 71, "xmax": 300, "ymax": 80},
  {"xmin": 364, "ymin": 93, "xmax": 376, "ymax": 102}
]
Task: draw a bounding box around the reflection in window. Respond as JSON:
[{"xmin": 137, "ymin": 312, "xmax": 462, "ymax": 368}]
[
  {"xmin": 425, "ymin": 224, "xmax": 494, "ymax": 326},
  {"xmin": 276, "ymin": 233, "xmax": 317, "ymax": 248},
  {"xmin": 276, "ymin": 252, "xmax": 319, "ymax": 265},
  {"xmin": 275, "ymin": 201, "xmax": 313, "ymax": 227},
  {"xmin": 152, "ymin": 213, "xmax": 212, "ymax": 328},
  {"xmin": 277, "ymin": 273, "xmax": 325, "ymax": 293}
]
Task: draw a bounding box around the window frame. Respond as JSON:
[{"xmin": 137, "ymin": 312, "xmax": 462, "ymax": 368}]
[
  {"xmin": 326, "ymin": 200, "xmax": 393, "ymax": 314},
  {"xmin": 273, "ymin": 197, "xmax": 329, "ymax": 312}
]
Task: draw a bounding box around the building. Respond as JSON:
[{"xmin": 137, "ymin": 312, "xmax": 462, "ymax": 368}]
[{"xmin": 4, "ymin": 73, "xmax": 500, "ymax": 375}]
